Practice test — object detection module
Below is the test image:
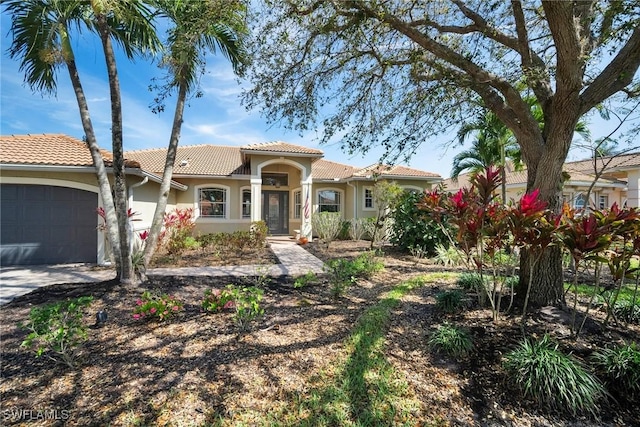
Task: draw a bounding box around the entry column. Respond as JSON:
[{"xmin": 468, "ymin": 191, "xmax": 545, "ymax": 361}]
[
  {"xmin": 301, "ymin": 178, "xmax": 313, "ymax": 241},
  {"xmin": 251, "ymin": 177, "xmax": 262, "ymax": 222}
]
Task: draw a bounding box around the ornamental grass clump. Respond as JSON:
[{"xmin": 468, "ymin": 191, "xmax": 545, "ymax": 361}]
[
  {"xmin": 503, "ymin": 335, "xmax": 606, "ymax": 417},
  {"xmin": 435, "ymin": 289, "xmax": 466, "ymax": 314},
  {"xmin": 20, "ymin": 296, "xmax": 93, "ymax": 368},
  {"xmin": 428, "ymin": 322, "xmax": 473, "ymax": 359},
  {"xmin": 592, "ymin": 342, "xmax": 640, "ymax": 401},
  {"xmin": 133, "ymin": 291, "xmax": 183, "ymax": 321}
]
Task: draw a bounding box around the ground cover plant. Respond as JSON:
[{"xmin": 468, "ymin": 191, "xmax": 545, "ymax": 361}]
[{"xmin": 1, "ymin": 239, "xmax": 639, "ymax": 426}]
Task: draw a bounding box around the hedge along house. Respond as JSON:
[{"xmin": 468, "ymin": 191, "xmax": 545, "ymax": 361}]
[
  {"xmin": 442, "ymin": 152, "xmax": 640, "ymax": 210},
  {"xmin": 0, "ymin": 134, "xmax": 441, "ymax": 266}
]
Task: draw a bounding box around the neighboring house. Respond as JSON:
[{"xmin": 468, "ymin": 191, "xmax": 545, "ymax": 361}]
[
  {"xmin": 0, "ymin": 134, "xmax": 441, "ymax": 266},
  {"xmin": 442, "ymin": 152, "xmax": 640, "ymax": 209}
]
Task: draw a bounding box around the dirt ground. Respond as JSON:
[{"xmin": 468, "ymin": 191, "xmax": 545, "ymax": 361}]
[{"xmin": 1, "ymin": 240, "xmax": 638, "ymax": 426}]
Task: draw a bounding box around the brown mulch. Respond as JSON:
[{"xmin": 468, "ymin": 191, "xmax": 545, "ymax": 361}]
[
  {"xmin": 1, "ymin": 240, "xmax": 639, "ymax": 426},
  {"xmin": 150, "ymin": 246, "xmax": 278, "ymax": 268}
]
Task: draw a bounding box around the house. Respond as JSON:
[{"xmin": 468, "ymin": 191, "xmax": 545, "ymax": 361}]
[
  {"xmin": 442, "ymin": 152, "xmax": 640, "ymax": 209},
  {"xmin": 0, "ymin": 134, "xmax": 441, "ymax": 266}
]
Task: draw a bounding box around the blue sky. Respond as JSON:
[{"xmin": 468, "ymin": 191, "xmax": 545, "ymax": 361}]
[{"xmin": 0, "ymin": 11, "xmax": 634, "ymax": 179}]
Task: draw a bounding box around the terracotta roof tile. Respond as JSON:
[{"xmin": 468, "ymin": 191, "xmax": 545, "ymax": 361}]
[
  {"xmin": 0, "ymin": 133, "xmax": 140, "ymax": 168},
  {"xmin": 312, "ymin": 159, "xmax": 358, "ymax": 180},
  {"xmin": 126, "ymin": 144, "xmax": 250, "ymax": 176},
  {"xmin": 354, "ymin": 163, "xmax": 440, "ymax": 179},
  {"xmin": 565, "ymin": 152, "xmax": 640, "ymax": 174},
  {"xmin": 240, "ymin": 141, "xmax": 324, "ymax": 155}
]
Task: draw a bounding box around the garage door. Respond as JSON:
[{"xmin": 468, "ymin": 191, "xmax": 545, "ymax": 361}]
[{"xmin": 1, "ymin": 184, "xmax": 98, "ymax": 265}]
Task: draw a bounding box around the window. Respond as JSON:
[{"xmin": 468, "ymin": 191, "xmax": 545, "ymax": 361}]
[
  {"xmin": 574, "ymin": 193, "xmax": 586, "ymax": 210},
  {"xmin": 262, "ymin": 173, "xmax": 288, "ymax": 187},
  {"xmin": 364, "ymin": 187, "xmax": 374, "ymax": 209},
  {"xmin": 598, "ymin": 195, "xmax": 609, "ymax": 210},
  {"xmin": 241, "ymin": 189, "xmax": 251, "ymax": 218},
  {"xmin": 318, "ymin": 189, "xmax": 341, "ymax": 213},
  {"xmin": 293, "ymin": 190, "xmax": 302, "ymax": 219},
  {"xmin": 199, "ymin": 187, "xmax": 227, "ymax": 218}
]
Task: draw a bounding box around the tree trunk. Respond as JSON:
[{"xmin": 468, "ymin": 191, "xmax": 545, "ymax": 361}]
[
  {"xmin": 518, "ymin": 246, "xmax": 565, "ymax": 308},
  {"xmin": 63, "ymin": 27, "xmax": 122, "ymax": 277},
  {"xmin": 96, "ymin": 13, "xmax": 133, "ymax": 284},
  {"xmin": 142, "ymin": 83, "xmax": 188, "ymax": 269}
]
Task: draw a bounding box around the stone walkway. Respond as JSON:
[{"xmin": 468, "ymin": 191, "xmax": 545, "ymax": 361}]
[{"xmin": 0, "ymin": 238, "xmax": 324, "ymax": 305}]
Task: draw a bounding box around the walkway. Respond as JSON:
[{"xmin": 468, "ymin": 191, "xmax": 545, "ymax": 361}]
[{"xmin": 0, "ymin": 237, "xmax": 324, "ymax": 305}]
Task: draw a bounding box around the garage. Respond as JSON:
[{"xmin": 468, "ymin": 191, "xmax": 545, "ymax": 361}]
[{"xmin": 1, "ymin": 184, "xmax": 98, "ymax": 265}]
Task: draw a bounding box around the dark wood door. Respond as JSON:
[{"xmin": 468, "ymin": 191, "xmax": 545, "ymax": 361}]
[{"xmin": 262, "ymin": 191, "xmax": 289, "ymax": 235}]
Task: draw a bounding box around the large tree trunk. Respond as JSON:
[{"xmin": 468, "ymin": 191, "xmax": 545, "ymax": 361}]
[
  {"xmin": 63, "ymin": 27, "xmax": 122, "ymax": 277},
  {"xmin": 96, "ymin": 13, "xmax": 133, "ymax": 284},
  {"xmin": 142, "ymin": 83, "xmax": 188, "ymax": 270},
  {"xmin": 518, "ymin": 246, "xmax": 565, "ymax": 308}
]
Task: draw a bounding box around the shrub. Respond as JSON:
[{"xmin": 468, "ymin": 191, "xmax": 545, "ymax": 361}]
[
  {"xmin": 390, "ymin": 191, "xmax": 451, "ymax": 254},
  {"xmin": 435, "ymin": 289, "xmax": 466, "ymax": 314},
  {"xmin": 503, "ymin": 335, "xmax": 606, "ymax": 416},
  {"xmin": 20, "ymin": 296, "xmax": 94, "ymax": 368},
  {"xmin": 592, "ymin": 342, "xmax": 640, "ymax": 400},
  {"xmin": 428, "ymin": 322, "xmax": 473, "ymax": 358},
  {"xmin": 162, "ymin": 208, "xmax": 196, "ymax": 255},
  {"xmin": 324, "ymin": 251, "xmax": 384, "ymax": 297},
  {"xmin": 612, "ymin": 300, "xmax": 640, "ymax": 324},
  {"xmin": 312, "ymin": 212, "xmax": 343, "ymax": 243},
  {"xmin": 433, "ymin": 243, "xmax": 465, "ymax": 267},
  {"xmin": 294, "ymin": 272, "xmax": 318, "ymax": 289},
  {"xmin": 229, "ymin": 286, "xmax": 264, "ymax": 329},
  {"xmin": 250, "ymin": 220, "xmax": 269, "ymax": 247},
  {"xmin": 133, "ymin": 291, "xmax": 183, "ymax": 321},
  {"xmin": 457, "ymin": 272, "xmax": 485, "ymax": 291},
  {"xmin": 202, "ymin": 287, "xmax": 236, "ymax": 312},
  {"xmin": 348, "ymin": 218, "xmax": 368, "ymax": 240}
]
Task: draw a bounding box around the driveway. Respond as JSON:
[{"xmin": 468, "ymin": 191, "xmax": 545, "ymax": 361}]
[{"xmin": 0, "ymin": 264, "xmax": 115, "ymax": 305}]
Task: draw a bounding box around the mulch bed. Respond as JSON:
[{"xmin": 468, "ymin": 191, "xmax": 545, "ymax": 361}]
[{"xmin": 1, "ymin": 240, "xmax": 639, "ymax": 426}]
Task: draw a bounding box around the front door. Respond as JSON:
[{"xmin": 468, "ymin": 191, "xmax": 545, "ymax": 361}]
[{"xmin": 262, "ymin": 191, "xmax": 289, "ymax": 235}]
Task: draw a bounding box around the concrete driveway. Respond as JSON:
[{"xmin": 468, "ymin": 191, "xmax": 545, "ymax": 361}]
[{"xmin": 0, "ymin": 264, "xmax": 115, "ymax": 305}]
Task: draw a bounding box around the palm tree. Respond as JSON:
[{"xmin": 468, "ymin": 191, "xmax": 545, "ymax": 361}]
[
  {"xmin": 141, "ymin": 0, "xmax": 249, "ymax": 270},
  {"xmin": 5, "ymin": 0, "xmax": 160, "ymax": 282}
]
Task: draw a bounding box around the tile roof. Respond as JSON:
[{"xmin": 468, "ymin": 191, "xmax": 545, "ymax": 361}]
[
  {"xmin": 312, "ymin": 159, "xmax": 359, "ymax": 180},
  {"xmin": 0, "ymin": 133, "xmax": 140, "ymax": 168},
  {"xmin": 241, "ymin": 141, "xmax": 324, "ymax": 156},
  {"xmin": 354, "ymin": 163, "xmax": 441, "ymax": 179},
  {"xmin": 126, "ymin": 144, "xmax": 250, "ymax": 176},
  {"xmin": 565, "ymin": 152, "xmax": 640, "ymax": 174},
  {"xmin": 443, "ymin": 165, "xmax": 624, "ymax": 192}
]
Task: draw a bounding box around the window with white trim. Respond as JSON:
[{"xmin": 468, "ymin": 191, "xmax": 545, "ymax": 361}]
[
  {"xmin": 318, "ymin": 189, "xmax": 342, "ymax": 213},
  {"xmin": 574, "ymin": 193, "xmax": 586, "ymax": 210},
  {"xmin": 199, "ymin": 187, "xmax": 227, "ymax": 218},
  {"xmin": 364, "ymin": 187, "xmax": 374, "ymax": 209},
  {"xmin": 598, "ymin": 195, "xmax": 609, "ymax": 210},
  {"xmin": 241, "ymin": 188, "xmax": 251, "ymax": 218},
  {"xmin": 293, "ymin": 190, "xmax": 302, "ymax": 219}
]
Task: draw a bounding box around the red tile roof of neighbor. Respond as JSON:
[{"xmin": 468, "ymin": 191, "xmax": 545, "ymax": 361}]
[
  {"xmin": 354, "ymin": 163, "xmax": 441, "ymax": 178},
  {"xmin": 0, "ymin": 133, "xmax": 140, "ymax": 168}
]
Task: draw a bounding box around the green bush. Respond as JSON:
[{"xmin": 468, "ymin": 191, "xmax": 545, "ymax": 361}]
[
  {"xmin": 428, "ymin": 322, "xmax": 473, "ymax": 358},
  {"xmin": 133, "ymin": 291, "xmax": 183, "ymax": 321},
  {"xmin": 503, "ymin": 335, "xmax": 606, "ymax": 416},
  {"xmin": 433, "ymin": 243, "xmax": 465, "ymax": 267},
  {"xmin": 348, "ymin": 218, "xmax": 368, "ymax": 240},
  {"xmin": 312, "ymin": 212, "xmax": 343, "ymax": 243},
  {"xmin": 389, "ymin": 191, "xmax": 451, "ymax": 255},
  {"xmin": 612, "ymin": 300, "xmax": 640, "ymax": 324},
  {"xmin": 435, "ymin": 289, "xmax": 466, "ymax": 314},
  {"xmin": 457, "ymin": 272, "xmax": 485, "ymax": 291},
  {"xmin": 202, "ymin": 287, "xmax": 236, "ymax": 312},
  {"xmin": 324, "ymin": 251, "xmax": 384, "ymax": 297},
  {"xmin": 229, "ymin": 286, "xmax": 265, "ymax": 329},
  {"xmin": 592, "ymin": 342, "xmax": 640, "ymax": 400},
  {"xmin": 294, "ymin": 272, "xmax": 318, "ymax": 289},
  {"xmin": 20, "ymin": 296, "xmax": 94, "ymax": 368}
]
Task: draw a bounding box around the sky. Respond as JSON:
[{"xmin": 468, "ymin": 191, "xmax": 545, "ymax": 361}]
[{"xmin": 0, "ymin": 11, "xmax": 636, "ymax": 180}]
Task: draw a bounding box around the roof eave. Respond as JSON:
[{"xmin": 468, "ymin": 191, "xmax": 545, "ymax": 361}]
[{"xmin": 240, "ymin": 149, "xmax": 323, "ymax": 158}]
